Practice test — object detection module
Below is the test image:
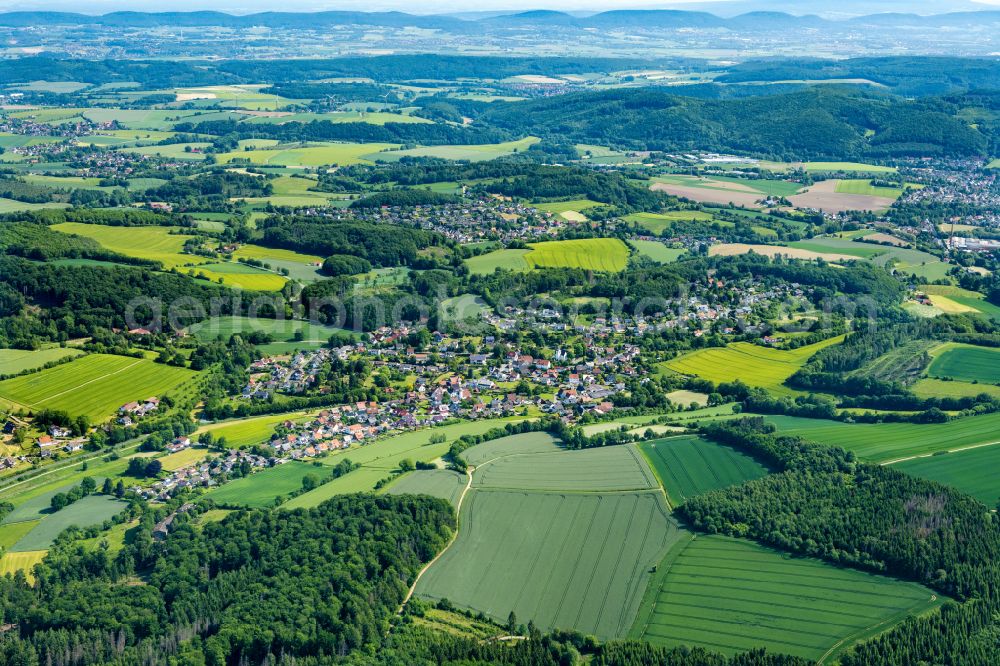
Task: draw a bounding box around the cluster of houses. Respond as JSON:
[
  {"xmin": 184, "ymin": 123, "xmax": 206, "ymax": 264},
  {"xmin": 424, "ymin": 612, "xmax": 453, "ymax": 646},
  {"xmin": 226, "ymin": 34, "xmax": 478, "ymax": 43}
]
[
  {"xmin": 117, "ymin": 396, "xmax": 161, "ymax": 425},
  {"xmin": 243, "ymin": 351, "xmax": 331, "ymax": 398},
  {"xmin": 1, "ymin": 419, "xmax": 28, "ymax": 470},
  {"xmin": 311, "ymin": 199, "xmax": 578, "ymax": 245},
  {"xmin": 483, "ymin": 279, "xmax": 810, "ymax": 342},
  {"xmin": 268, "ymin": 405, "xmax": 384, "ymax": 457},
  {"xmin": 34, "ymin": 424, "xmax": 87, "ymax": 458},
  {"xmin": 74, "ymin": 148, "xmax": 155, "ymax": 180},
  {"xmin": 135, "ymin": 449, "xmax": 269, "ymax": 501}
]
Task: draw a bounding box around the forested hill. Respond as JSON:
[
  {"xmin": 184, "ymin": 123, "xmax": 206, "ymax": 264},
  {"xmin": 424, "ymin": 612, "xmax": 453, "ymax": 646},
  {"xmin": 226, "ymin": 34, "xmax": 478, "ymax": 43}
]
[
  {"xmin": 716, "ymin": 56, "xmax": 1000, "ymax": 96},
  {"xmin": 0, "ymin": 495, "xmax": 455, "ymax": 665},
  {"xmin": 477, "ymin": 88, "xmax": 991, "ymax": 160}
]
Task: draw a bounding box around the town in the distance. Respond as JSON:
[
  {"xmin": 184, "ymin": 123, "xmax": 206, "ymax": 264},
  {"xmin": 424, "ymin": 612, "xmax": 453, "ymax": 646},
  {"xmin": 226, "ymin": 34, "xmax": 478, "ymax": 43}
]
[{"xmin": 1, "ymin": 4, "xmax": 1000, "ymax": 666}]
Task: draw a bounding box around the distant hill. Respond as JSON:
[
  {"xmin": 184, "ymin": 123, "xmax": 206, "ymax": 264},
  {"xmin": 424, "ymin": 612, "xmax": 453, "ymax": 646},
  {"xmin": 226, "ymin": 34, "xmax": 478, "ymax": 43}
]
[
  {"xmin": 1, "ymin": 8, "xmax": 1000, "ymax": 32},
  {"xmin": 477, "ymin": 88, "xmax": 991, "ymax": 160},
  {"xmin": 0, "ymin": 10, "xmax": 470, "ymax": 30},
  {"xmin": 717, "ymin": 56, "xmax": 1000, "ymax": 96}
]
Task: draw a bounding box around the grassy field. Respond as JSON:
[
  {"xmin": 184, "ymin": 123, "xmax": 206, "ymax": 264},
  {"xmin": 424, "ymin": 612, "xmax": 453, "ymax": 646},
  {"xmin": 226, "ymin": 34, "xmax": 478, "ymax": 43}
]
[
  {"xmin": 0, "ymin": 198, "xmax": 70, "ymax": 213},
  {"xmin": 187, "ymin": 316, "xmax": 351, "ymax": 348},
  {"xmin": 0, "ymin": 550, "xmax": 47, "ymax": 583},
  {"xmin": 234, "ymin": 174, "xmax": 350, "ymax": 210},
  {"xmin": 788, "ymin": 239, "xmax": 949, "ymax": 281},
  {"xmin": 709, "ymin": 243, "xmax": 860, "ymax": 263},
  {"xmin": 787, "ymin": 237, "xmax": 887, "ymax": 259},
  {"xmin": 385, "ymin": 469, "xmax": 468, "ymax": 507},
  {"xmin": 229, "ymin": 244, "xmax": 325, "ymax": 282},
  {"xmin": 638, "ymin": 436, "xmax": 770, "ymax": 505},
  {"xmin": 624, "ymin": 210, "xmax": 715, "ymax": 234},
  {"xmin": 651, "ymin": 174, "xmax": 801, "ymax": 198},
  {"xmin": 948, "ymin": 296, "xmax": 1000, "ymax": 321},
  {"xmin": 122, "ymin": 143, "xmax": 212, "ymax": 161},
  {"xmin": 14, "ymin": 81, "xmax": 90, "ymax": 93},
  {"xmin": 216, "ymin": 142, "xmax": 398, "ymax": 166},
  {"xmin": 370, "ymin": 137, "xmax": 539, "ymax": 163},
  {"xmin": 664, "ymin": 336, "xmax": 844, "ymax": 397},
  {"xmin": 803, "ymin": 162, "xmax": 896, "ymax": 173},
  {"xmin": 579, "ymin": 419, "xmax": 681, "ymax": 438},
  {"xmin": 928, "ymin": 345, "xmax": 1000, "ymax": 384},
  {"xmin": 157, "ymin": 446, "xmax": 213, "ymax": 471},
  {"xmin": 284, "ymin": 418, "xmax": 531, "ymax": 508},
  {"xmin": 193, "ymin": 411, "xmax": 312, "ymax": 448},
  {"xmin": 190, "ymin": 262, "xmax": 288, "ymax": 291},
  {"xmin": 665, "ymin": 390, "xmax": 710, "ymax": 407},
  {"xmin": 473, "ymin": 445, "xmax": 659, "ymax": 492},
  {"xmin": 919, "ymin": 283, "xmax": 983, "ymax": 298},
  {"xmin": 2, "ymin": 481, "xmax": 93, "ymax": 524},
  {"xmin": 0, "ymin": 353, "xmax": 198, "ymax": 422},
  {"xmin": 466, "ymin": 239, "xmax": 629, "ymax": 274},
  {"xmin": 245, "ymin": 111, "xmax": 432, "ymax": 126},
  {"xmin": 911, "ymin": 378, "xmax": 1000, "ymax": 400},
  {"xmin": 415, "ymin": 433, "xmax": 681, "ymax": 637},
  {"xmin": 51, "ymin": 223, "xmax": 208, "ymax": 269},
  {"xmin": 416, "ymin": 489, "xmax": 682, "ymax": 638},
  {"xmin": 525, "ymin": 238, "xmax": 629, "ymax": 272},
  {"xmin": 925, "ymin": 294, "xmax": 978, "ymax": 314},
  {"xmin": 465, "ymin": 249, "xmax": 530, "ymax": 275},
  {"xmin": 460, "ymin": 432, "xmax": 560, "ymax": 467},
  {"xmin": 763, "ymin": 413, "xmax": 1000, "ymax": 462},
  {"xmin": 22, "ymin": 174, "xmax": 112, "ymax": 191},
  {"xmin": 531, "ymin": 199, "xmax": 602, "ymax": 219},
  {"xmin": 630, "ymin": 535, "xmax": 939, "ymax": 661},
  {"xmin": 0, "ymin": 445, "xmax": 146, "ymax": 514},
  {"xmin": 79, "ymin": 108, "xmax": 239, "ymax": 131},
  {"xmin": 9, "ymin": 495, "xmax": 126, "ymax": 551},
  {"xmin": 0, "ymin": 520, "xmax": 40, "ymax": 549},
  {"xmin": 834, "ymin": 179, "xmax": 905, "ymax": 197},
  {"xmin": 0, "ymin": 347, "xmax": 84, "ymax": 375},
  {"xmin": 440, "ymin": 294, "xmax": 489, "ymax": 321},
  {"xmin": 230, "ymin": 242, "xmax": 322, "ymax": 262},
  {"xmin": 631, "ymin": 240, "xmax": 686, "ymax": 263},
  {"xmin": 203, "ymin": 461, "xmax": 318, "ymax": 507},
  {"xmin": 895, "ymin": 445, "xmax": 1000, "ymax": 506}
]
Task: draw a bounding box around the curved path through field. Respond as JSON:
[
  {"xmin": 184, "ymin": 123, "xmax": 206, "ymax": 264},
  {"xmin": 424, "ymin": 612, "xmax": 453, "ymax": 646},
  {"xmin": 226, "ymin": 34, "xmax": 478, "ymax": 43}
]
[
  {"xmin": 400, "ymin": 442, "xmax": 670, "ymax": 610},
  {"xmin": 400, "ymin": 462, "xmax": 477, "ymax": 609}
]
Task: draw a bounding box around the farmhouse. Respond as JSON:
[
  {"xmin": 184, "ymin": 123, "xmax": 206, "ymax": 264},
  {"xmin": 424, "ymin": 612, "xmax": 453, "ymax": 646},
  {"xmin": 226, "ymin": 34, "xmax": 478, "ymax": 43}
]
[{"xmin": 36, "ymin": 435, "xmax": 55, "ymax": 456}]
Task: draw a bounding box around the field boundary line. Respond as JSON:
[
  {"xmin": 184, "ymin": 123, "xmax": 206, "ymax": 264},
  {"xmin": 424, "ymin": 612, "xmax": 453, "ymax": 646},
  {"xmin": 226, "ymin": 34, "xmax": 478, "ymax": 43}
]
[
  {"xmin": 882, "ymin": 439, "xmax": 1000, "ymax": 465},
  {"xmin": 0, "ymin": 437, "xmax": 145, "ymax": 496},
  {"xmin": 635, "ymin": 442, "xmax": 674, "ymax": 510},
  {"xmin": 816, "ymin": 593, "xmax": 940, "ymax": 665},
  {"xmin": 400, "ymin": 465, "xmax": 475, "ymax": 610},
  {"xmin": 29, "ymin": 357, "xmax": 145, "ymax": 405}
]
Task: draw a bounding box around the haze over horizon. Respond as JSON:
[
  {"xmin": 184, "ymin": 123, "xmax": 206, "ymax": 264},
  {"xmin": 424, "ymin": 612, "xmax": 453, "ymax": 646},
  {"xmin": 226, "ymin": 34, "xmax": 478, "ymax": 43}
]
[{"xmin": 0, "ymin": 0, "xmax": 997, "ymax": 16}]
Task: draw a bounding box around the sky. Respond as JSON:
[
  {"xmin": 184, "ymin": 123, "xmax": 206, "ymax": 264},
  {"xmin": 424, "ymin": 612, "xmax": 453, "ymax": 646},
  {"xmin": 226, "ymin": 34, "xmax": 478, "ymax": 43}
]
[{"xmin": 0, "ymin": 0, "xmax": 995, "ymax": 14}]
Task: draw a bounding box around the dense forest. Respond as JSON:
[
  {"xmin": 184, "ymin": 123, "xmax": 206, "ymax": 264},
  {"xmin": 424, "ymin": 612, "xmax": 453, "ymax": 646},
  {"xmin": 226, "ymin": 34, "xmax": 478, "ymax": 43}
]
[
  {"xmin": 258, "ymin": 217, "xmax": 451, "ymax": 268},
  {"xmin": 0, "ymin": 256, "xmax": 249, "ymax": 345},
  {"xmin": 0, "ymin": 491, "xmax": 817, "ymax": 666},
  {"xmin": 0, "ymin": 495, "xmax": 454, "ymax": 665},
  {"xmin": 678, "ymin": 418, "xmax": 1000, "ymax": 664},
  {"xmin": 684, "ymin": 418, "xmax": 1000, "ymax": 593},
  {"xmin": 716, "ymin": 56, "xmax": 1000, "ymax": 96},
  {"xmin": 478, "ymin": 88, "xmax": 991, "ymax": 160}
]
